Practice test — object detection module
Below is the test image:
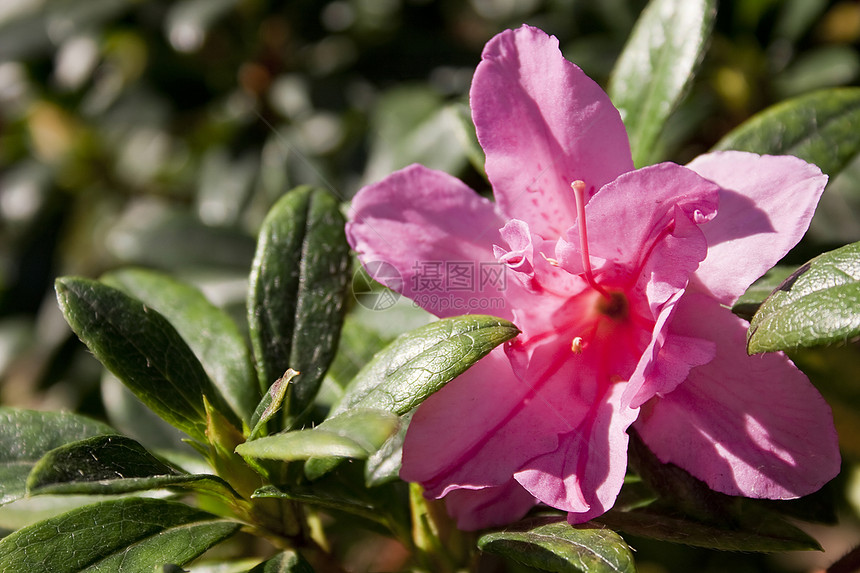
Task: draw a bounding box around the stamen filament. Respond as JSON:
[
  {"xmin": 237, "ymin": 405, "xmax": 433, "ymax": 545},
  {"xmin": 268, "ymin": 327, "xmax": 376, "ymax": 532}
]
[{"xmin": 572, "ymin": 181, "xmax": 611, "ymax": 299}]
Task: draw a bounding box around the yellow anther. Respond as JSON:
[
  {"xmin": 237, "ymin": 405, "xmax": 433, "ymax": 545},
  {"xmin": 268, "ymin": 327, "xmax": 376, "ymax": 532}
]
[
  {"xmin": 540, "ymin": 252, "xmax": 561, "ymax": 267},
  {"xmin": 571, "ymin": 337, "xmax": 584, "ymax": 354}
]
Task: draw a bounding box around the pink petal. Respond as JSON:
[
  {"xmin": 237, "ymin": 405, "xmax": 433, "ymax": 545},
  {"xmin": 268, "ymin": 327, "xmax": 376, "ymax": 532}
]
[
  {"xmin": 515, "ymin": 384, "xmax": 639, "ymax": 523},
  {"xmin": 472, "ymin": 25, "xmax": 633, "ymax": 239},
  {"xmin": 558, "ymin": 163, "xmax": 719, "ymax": 318},
  {"xmin": 686, "ymin": 151, "xmax": 828, "ymax": 305},
  {"xmin": 400, "ymin": 347, "xmax": 562, "ymax": 496},
  {"xmin": 403, "ymin": 310, "xmax": 640, "ymax": 515},
  {"xmin": 494, "ymin": 219, "xmax": 535, "ymax": 274},
  {"xmin": 635, "ymin": 293, "xmax": 840, "ymax": 499},
  {"xmin": 443, "ymin": 480, "xmax": 538, "ymax": 530},
  {"xmin": 622, "ymin": 289, "xmax": 716, "ymax": 409},
  {"xmin": 346, "ymin": 164, "xmax": 509, "ymax": 318}
]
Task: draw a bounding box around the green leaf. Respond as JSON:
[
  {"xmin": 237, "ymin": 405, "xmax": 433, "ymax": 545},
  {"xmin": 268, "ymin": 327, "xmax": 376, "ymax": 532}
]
[
  {"xmin": 330, "ymin": 315, "xmax": 519, "ymax": 417},
  {"xmin": 247, "ymin": 186, "xmax": 351, "ymax": 428},
  {"xmin": 0, "ymin": 497, "xmax": 240, "ymax": 572},
  {"xmin": 235, "ymin": 409, "xmax": 399, "ymax": 462},
  {"xmin": 608, "ymin": 0, "xmax": 716, "ymax": 167},
  {"xmin": 732, "ymin": 265, "xmax": 797, "ymax": 320},
  {"xmin": 478, "ymin": 518, "xmax": 635, "ymax": 573},
  {"xmin": 365, "ymin": 410, "xmax": 412, "ymax": 487},
  {"xmin": 26, "ymin": 435, "xmax": 238, "ymax": 501},
  {"xmin": 321, "ymin": 314, "xmax": 393, "ymax": 396},
  {"xmin": 257, "ymin": 483, "xmax": 388, "ymax": 527},
  {"xmin": 55, "ymin": 277, "xmax": 231, "ymax": 443},
  {"xmin": 748, "ymin": 242, "xmax": 860, "ymax": 353},
  {"xmin": 714, "ymin": 88, "xmax": 860, "ymax": 178},
  {"xmin": 248, "ymin": 369, "xmax": 300, "ymax": 440},
  {"xmin": 252, "ymin": 469, "xmax": 410, "ymax": 541},
  {"xmin": 0, "ymin": 408, "xmax": 113, "ymax": 506},
  {"xmin": 595, "ymin": 508, "xmax": 820, "ymax": 552},
  {"xmin": 248, "ymin": 550, "xmax": 315, "ymax": 573},
  {"xmin": 103, "ymin": 268, "xmax": 258, "ymax": 425}
]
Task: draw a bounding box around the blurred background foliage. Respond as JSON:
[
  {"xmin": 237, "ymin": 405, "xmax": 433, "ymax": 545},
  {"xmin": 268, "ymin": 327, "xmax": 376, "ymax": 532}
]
[{"xmin": 2, "ymin": 0, "xmax": 860, "ymax": 571}]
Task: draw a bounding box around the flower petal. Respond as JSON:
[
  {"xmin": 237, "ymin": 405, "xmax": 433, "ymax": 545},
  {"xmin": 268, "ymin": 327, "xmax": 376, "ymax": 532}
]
[
  {"xmin": 687, "ymin": 151, "xmax": 828, "ymax": 305},
  {"xmin": 515, "ymin": 384, "xmax": 639, "ymax": 523},
  {"xmin": 622, "ymin": 289, "xmax": 716, "ymax": 409},
  {"xmin": 635, "ymin": 293, "xmax": 840, "ymax": 499},
  {"xmin": 443, "ymin": 480, "xmax": 538, "ymax": 531},
  {"xmin": 472, "ymin": 25, "xmax": 633, "ymax": 239},
  {"xmin": 400, "ymin": 347, "xmax": 561, "ymax": 497},
  {"xmin": 346, "ymin": 164, "xmax": 508, "ymax": 318},
  {"xmin": 559, "ymin": 163, "xmax": 719, "ymax": 303}
]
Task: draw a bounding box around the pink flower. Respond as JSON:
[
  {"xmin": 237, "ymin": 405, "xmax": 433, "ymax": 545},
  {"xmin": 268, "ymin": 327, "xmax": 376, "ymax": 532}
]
[{"xmin": 346, "ymin": 25, "xmax": 840, "ymax": 529}]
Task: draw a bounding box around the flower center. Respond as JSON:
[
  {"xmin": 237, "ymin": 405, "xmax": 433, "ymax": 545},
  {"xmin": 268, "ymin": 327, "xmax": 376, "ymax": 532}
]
[
  {"xmin": 566, "ymin": 181, "xmax": 632, "ymax": 355},
  {"xmin": 596, "ymin": 290, "xmax": 628, "ymax": 321}
]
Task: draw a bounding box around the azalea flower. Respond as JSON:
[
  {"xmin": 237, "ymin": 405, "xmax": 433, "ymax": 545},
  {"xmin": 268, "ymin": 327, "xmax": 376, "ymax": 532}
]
[{"xmin": 346, "ymin": 25, "xmax": 840, "ymax": 529}]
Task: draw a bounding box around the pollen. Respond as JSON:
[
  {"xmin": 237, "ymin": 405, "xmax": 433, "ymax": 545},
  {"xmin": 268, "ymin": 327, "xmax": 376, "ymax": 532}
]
[
  {"xmin": 571, "ymin": 336, "xmax": 584, "ymax": 354},
  {"xmin": 540, "ymin": 252, "xmax": 561, "ymax": 267}
]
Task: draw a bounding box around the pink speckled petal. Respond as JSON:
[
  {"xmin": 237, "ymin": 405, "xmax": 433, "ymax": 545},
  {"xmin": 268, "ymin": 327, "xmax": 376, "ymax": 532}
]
[
  {"xmin": 473, "ymin": 25, "xmax": 633, "ymax": 239},
  {"xmin": 346, "ymin": 164, "xmax": 509, "ymax": 318}
]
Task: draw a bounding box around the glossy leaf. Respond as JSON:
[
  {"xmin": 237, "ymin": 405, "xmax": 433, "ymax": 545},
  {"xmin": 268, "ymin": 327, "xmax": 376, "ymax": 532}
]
[
  {"xmin": 26, "ymin": 435, "xmax": 238, "ymax": 501},
  {"xmin": 248, "ymin": 550, "xmax": 315, "ymax": 573},
  {"xmin": 247, "ymin": 186, "xmax": 351, "ymax": 428},
  {"xmin": 0, "ymin": 408, "xmax": 113, "ymax": 506},
  {"xmin": 732, "ymin": 265, "xmax": 796, "ymax": 321},
  {"xmin": 714, "ymin": 88, "xmax": 860, "ymax": 178},
  {"xmin": 330, "ymin": 315, "xmax": 519, "ymax": 417},
  {"xmin": 235, "ymin": 409, "xmax": 399, "ymax": 462},
  {"xmin": 55, "ymin": 277, "xmax": 231, "ymax": 442},
  {"xmin": 608, "ymin": 0, "xmax": 716, "ymax": 167},
  {"xmin": 595, "ymin": 508, "xmax": 820, "ymax": 552},
  {"xmin": 0, "ymin": 497, "xmax": 240, "ymax": 572},
  {"xmin": 103, "ymin": 268, "xmax": 258, "ymax": 425},
  {"xmin": 99, "ymin": 372, "xmax": 196, "ymax": 456},
  {"xmin": 478, "ymin": 518, "xmax": 635, "ymax": 573},
  {"xmin": 748, "ymin": 242, "xmax": 860, "ymax": 353}
]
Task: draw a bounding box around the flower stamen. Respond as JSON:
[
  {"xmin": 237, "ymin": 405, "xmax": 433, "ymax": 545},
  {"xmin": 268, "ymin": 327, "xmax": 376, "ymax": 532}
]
[
  {"xmin": 571, "ymin": 336, "xmax": 584, "ymax": 354},
  {"xmin": 540, "ymin": 252, "xmax": 561, "ymax": 267},
  {"xmin": 572, "ymin": 180, "xmax": 611, "ymax": 299}
]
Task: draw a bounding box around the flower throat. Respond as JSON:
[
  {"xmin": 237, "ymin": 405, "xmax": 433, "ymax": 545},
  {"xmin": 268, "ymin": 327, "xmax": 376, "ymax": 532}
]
[{"xmin": 572, "ymin": 180, "xmax": 628, "ymax": 322}]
